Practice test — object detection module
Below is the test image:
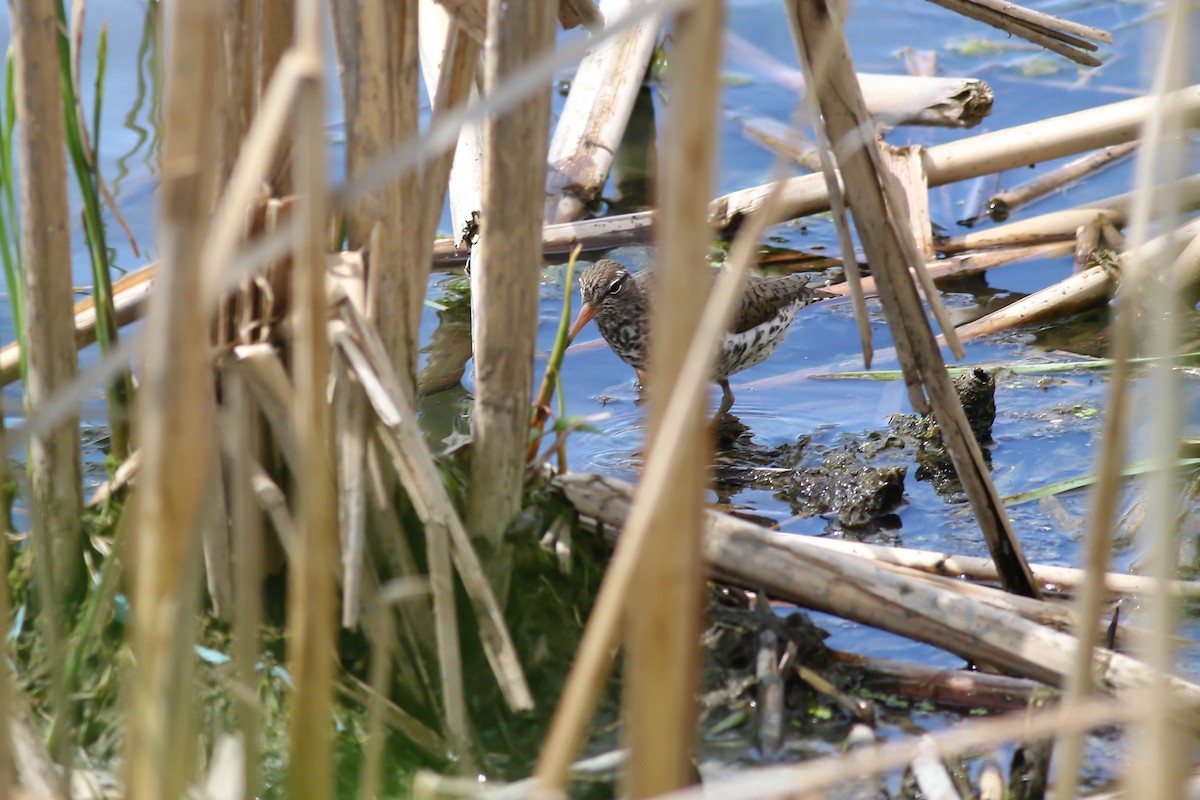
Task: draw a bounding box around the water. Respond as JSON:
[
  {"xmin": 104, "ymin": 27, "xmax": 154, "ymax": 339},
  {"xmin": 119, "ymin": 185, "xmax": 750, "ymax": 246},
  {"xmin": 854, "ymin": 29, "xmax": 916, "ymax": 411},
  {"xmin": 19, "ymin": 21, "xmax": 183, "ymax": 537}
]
[
  {"xmin": 417, "ymin": 0, "xmax": 1200, "ymax": 762},
  {"xmin": 4, "ymin": 0, "xmax": 1200, "ymax": 790}
]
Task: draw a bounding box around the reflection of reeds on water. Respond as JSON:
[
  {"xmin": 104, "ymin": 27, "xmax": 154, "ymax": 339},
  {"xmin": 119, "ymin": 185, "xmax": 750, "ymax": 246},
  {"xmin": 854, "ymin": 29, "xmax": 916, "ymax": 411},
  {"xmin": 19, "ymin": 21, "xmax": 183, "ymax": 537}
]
[{"xmin": 2, "ymin": 0, "xmax": 1200, "ymax": 796}]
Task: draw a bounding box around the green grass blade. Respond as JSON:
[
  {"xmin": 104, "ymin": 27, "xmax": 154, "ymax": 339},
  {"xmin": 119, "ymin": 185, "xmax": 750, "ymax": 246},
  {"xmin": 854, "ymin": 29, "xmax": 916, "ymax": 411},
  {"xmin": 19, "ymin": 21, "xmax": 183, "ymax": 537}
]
[
  {"xmin": 1001, "ymin": 456, "xmax": 1200, "ymax": 508},
  {"xmin": 53, "ymin": 0, "xmax": 132, "ymax": 463},
  {"xmin": 810, "ymin": 351, "xmax": 1200, "ymax": 381},
  {"xmin": 92, "ymin": 26, "xmax": 107, "ymax": 165},
  {"xmin": 0, "ymin": 49, "xmax": 24, "ymax": 381}
]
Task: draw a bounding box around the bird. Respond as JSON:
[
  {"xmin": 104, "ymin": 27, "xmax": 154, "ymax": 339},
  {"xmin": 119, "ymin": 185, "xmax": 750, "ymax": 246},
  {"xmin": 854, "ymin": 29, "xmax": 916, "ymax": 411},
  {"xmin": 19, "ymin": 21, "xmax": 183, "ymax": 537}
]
[{"xmin": 567, "ymin": 258, "xmax": 829, "ymax": 418}]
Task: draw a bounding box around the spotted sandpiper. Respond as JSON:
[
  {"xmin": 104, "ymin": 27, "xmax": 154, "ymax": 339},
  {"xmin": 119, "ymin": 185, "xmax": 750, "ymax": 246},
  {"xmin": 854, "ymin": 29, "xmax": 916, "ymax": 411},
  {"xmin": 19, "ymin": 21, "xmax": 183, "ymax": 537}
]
[{"xmin": 567, "ymin": 258, "xmax": 829, "ymax": 418}]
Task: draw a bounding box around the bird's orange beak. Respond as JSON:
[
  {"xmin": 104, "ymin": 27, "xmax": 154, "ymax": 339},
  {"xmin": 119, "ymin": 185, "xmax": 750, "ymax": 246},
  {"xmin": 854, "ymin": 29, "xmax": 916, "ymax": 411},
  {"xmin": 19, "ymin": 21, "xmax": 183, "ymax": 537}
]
[{"xmin": 567, "ymin": 301, "xmax": 597, "ymax": 343}]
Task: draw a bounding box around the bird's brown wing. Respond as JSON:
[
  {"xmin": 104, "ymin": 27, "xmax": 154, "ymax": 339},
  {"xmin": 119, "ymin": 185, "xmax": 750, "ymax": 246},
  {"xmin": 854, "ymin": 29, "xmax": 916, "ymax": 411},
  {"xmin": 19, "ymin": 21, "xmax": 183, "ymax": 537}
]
[{"xmin": 732, "ymin": 275, "xmax": 816, "ymax": 334}]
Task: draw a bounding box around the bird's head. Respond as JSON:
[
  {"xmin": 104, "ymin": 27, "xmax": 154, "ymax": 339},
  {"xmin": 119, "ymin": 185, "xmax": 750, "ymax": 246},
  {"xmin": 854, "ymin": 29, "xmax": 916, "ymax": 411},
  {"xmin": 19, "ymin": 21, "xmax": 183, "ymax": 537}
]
[{"xmin": 568, "ymin": 259, "xmax": 636, "ymax": 342}]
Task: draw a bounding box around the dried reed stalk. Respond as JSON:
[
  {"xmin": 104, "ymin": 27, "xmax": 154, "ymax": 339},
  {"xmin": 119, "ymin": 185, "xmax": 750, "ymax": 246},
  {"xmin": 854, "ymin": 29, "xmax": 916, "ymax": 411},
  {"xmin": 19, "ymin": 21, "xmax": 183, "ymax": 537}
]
[
  {"xmin": 713, "ymin": 84, "xmax": 1200, "ymax": 231},
  {"xmin": 331, "ymin": 0, "xmax": 421, "ymax": 384},
  {"xmin": 923, "ymin": 0, "xmax": 1107, "ymax": 67},
  {"xmin": 467, "ymin": 0, "xmax": 556, "ymax": 550},
  {"xmin": 559, "ymin": 0, "xmax": 603, "ymax": 30},
  {"xmin": 986, "ymin": 142, "xmax": 1138, "ymax": 222},
  {"xmin": 1058, "ymin": 4, "xmax": 1196, "ymax": 794},
  {"xmin": 911, "ymin": 742, "xmax": 961, "ymax": 800},
  {"xmin": 330, "ymin": 0, "xmax": 421, "ymax": 630},
  {"xmin": 286, "ymin": 1, "xmax": 338, "ymax": 798},
  {"xmin": 199, "ymin": 61, "xmax": 308, "ymax": 312},
  {"xmin": 11, "ymin": 0, "xmax": 83, "ymax": 605},
  {"xmin": 790, "ymin": 0, "xmax": 1038, "ymax": 597},
  {"xmin": 251, "ymin": 0, "xmax": 295, "ymax": 193},
  {"xmin": 124, "ymin": 0, "xmax": 222, "ymax": 796},
  {"xmin": 332, "ymin": 299, "xmax": 532, "ymax": 714},
  {"xmin": 534, "ymin": 117, "xmax": 800, "ymax": 800},
  {"xmin": 781, "ymin": 14, "xmax": 873, "ymax": 362},
  {"xmin": 796, "ymin": 534, "xmax": 1200, "ymax": 600},
  {"xmin": 879, "ymin": 143, "xmax": 935, "ymax": 261},
  {"xmin": 622, "ymin": 0, "xmax": 721, "ymax": 794},
  {"xmin": 419, "ymin": 0, "xmax": 486, "ymax": 247},
  {"xmin": 937, "ymin": 173, "xmax": 1200, "ymax": 254},
  {"xmin": 544, "ymin": 0, "xmax": 662, "ymax": 223},
  {"xmin": 953, "ymin": 215, "xmax": 1200, "ymax": 342},
  {"xmin": 329, "ymin": 247, "xmax": 473, "ymax": 765},
  {"xmin": 411, "ymin": 23, "xmax": 479, "ymax": 336},
  {"xmin": 213, "ymin": 0, "xmax": 252, "ymax": 194},
  {"xmin": 332, "ymin": 296, "xmax": 369, "ymax": 629},
  {"xmin": 429, "ymin": 89, "xmax": 1200, "ymax": 266},
  {"xmin": 195, "ymin": 0, "xmax": 260, "ymax": 623},
  {"xmin": 817, "ymin": 242, "xmax": 1074, "ymax": 299},
  {"xmin": 726, "ymin": 33, "xmax": 995, "ymax": 128},
  {"xmin": 436, "ymin": 0, "xmax": 487, "ymax": 42},
  {"xmin": 0, "ymin": 263, "xmax": 152, "ymax": 385},
  {"xmin": 558, "ymin": 472, "xmax": 1200, "ymax": 699},
  {"xmin": 219, "ymin": 365, "xmax": 263, "ymax": 800}
]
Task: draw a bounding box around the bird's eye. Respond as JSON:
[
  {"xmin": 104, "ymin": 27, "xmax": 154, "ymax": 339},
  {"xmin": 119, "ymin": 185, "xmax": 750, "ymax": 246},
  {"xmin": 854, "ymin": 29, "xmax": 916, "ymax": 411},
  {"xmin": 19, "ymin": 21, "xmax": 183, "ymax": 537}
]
[{"xmin": 607, "ymin": 276, "xmax": 624, "ymax": 295}]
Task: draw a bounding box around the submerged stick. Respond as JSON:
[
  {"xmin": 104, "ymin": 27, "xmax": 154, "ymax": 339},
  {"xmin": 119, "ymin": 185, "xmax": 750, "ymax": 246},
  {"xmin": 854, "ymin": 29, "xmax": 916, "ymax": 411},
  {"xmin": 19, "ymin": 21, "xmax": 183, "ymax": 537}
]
[{"xmin": 834, "ymin": 651, "xmax": 1046, "ymax": 713}]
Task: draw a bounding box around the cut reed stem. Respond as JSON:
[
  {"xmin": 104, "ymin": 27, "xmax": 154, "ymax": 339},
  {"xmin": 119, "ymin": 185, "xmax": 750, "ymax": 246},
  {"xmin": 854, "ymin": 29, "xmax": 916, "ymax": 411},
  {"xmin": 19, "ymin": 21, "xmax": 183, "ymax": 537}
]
[{"xmin": 467, "ymin": 0, "xmax": 556, "ymax": 551}]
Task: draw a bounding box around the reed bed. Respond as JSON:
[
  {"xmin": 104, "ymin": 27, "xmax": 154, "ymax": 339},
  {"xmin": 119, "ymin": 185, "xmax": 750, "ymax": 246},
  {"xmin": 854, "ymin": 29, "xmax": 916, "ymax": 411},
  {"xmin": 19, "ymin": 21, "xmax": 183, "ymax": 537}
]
[{"xmin": 0, "ymin": 0, "xmax": 1197, "ymax": 798}]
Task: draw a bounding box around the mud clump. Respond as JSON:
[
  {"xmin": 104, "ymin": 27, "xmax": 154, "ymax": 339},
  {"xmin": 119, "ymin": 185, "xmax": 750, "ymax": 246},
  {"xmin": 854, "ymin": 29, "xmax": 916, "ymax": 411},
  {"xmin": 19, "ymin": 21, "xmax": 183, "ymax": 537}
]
[
  {"xmin": 889, "ymin": 368, "xmax": 997, "ymax": 498},
  {"xmin": 778, "ymin": 449, "xmax": 907, "ymax": 528}
]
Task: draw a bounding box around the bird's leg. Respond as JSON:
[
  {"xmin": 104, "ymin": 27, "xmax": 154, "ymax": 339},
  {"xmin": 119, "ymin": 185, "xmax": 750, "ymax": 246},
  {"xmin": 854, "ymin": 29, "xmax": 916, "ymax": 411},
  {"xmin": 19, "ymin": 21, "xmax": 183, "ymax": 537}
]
[
  {"xmin": 715, "ymin": 378, "xmax": 735, "ymax": 420},
  {"xmin": 634, "ymin": 369, "xmax": 649, "ymax": 406}
]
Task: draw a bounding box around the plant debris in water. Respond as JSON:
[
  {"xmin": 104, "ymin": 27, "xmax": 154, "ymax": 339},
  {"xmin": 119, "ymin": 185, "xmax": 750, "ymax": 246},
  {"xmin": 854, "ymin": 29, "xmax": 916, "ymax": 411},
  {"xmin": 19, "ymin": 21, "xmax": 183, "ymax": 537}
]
[
  {"xmin": 890, "ymin": 367, "xmax": 997, "ymax": 500},
  {"xmin": 713, "ymin": 369, "xmax": 997, "ymax": 530}
]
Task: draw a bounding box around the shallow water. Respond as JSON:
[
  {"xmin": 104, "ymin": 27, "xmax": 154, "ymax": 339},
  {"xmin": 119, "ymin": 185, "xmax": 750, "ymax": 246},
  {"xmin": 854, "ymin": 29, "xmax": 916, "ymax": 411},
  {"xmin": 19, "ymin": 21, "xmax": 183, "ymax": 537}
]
[
  {"xmin": 3, "ymin": 0, "xmax": 1200, "ymax": 790},
  {"xmin": 424, "ymin": 0, "xmax": 1200, "ymax": 704}
]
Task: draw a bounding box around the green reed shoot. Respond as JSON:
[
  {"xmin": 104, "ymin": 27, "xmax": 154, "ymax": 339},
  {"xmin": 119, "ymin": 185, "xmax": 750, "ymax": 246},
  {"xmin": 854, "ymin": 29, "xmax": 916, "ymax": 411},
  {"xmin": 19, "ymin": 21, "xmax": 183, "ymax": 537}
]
[
  {"xmin": 0, "ymin": 50, "xmax": 25, "ymax": 381},
  {"xmin": 0, "ymin": 51, "xmax": 22, "ymax": 531},
  {"xmin": 52, "ymin": 4, "xmax": 131, "ymax": 463},
  {"xmin": 527, "ymin": 246, "xmax": 582, "ymax": 464}
]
